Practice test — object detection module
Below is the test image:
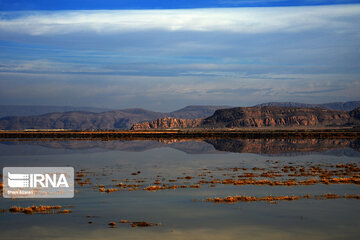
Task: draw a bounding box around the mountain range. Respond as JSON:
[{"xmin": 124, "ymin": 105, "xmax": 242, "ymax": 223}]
[
  {"xmin": 0, "ymin": 101, "xmax": 359, "ymax": 130},
  {"xmin": 1, "ymin": 101, "xmax": 359, "ymax": 118},
  {"xmin": 0, "ymin": 105, "xmax": 228, "ymax": 130}
]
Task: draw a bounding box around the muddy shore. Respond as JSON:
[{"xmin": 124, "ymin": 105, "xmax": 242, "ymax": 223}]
[{"xmin": 0, "ymin": 128, "xmax": 359, "ymax": 139}]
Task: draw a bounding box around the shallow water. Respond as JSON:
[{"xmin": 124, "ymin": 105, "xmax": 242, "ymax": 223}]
[{"xmin": 0, "ymin": 138, "xmax": 359, "ymax": 240}]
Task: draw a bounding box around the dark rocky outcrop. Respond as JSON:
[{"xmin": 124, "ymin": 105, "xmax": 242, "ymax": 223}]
[{"xmin": 349, "ymin": 107, "xmax": 360, "ymax": 120}]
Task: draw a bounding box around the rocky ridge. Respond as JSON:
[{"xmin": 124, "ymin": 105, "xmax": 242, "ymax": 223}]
[{"xmin": 131, "ymin": 106, "xmax": 360, "ymax": 130}]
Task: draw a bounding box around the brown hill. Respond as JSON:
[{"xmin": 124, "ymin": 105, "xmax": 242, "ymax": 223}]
[
  {"xmin": 132, "ymin": 107, "xmax": 360, "ymax": 130},
  {"xmin": 201, "ymin": 106, "xmax": 354, "ymax": 128}
]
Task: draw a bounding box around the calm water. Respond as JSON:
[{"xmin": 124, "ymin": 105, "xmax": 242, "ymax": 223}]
[{"xmin": 0, "ymin": 138, "xmax": 359, "ymax": 240}]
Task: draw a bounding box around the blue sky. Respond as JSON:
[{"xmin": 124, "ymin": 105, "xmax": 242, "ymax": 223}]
[
  {"xmin": 0, "ymin": 1, "xmax": 360, "ymax": 111},
  {"xmin": 1, "ymin": 1, "xmax": 360, "ymax": 10}
]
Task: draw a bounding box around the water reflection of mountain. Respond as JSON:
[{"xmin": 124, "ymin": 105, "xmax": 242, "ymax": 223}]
[
  {"xmin": 0, "ymin": 138, "xmax": 359, "ymax": 157},
  {"xmin": 205, "ymin": 139, "xmax": 360, "ymax": 157},
  {"xmin": 0, "ymin": 139, "xmax": 218, "ymax": 156}
]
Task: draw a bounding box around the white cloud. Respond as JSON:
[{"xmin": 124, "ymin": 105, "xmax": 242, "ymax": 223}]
[{"xmin": 0, "ymin": 4, "xmax": 359, "ymax": 35}]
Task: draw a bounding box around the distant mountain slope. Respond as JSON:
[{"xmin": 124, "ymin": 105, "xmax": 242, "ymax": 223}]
[
  {"xmin": 132, "ymin": 106, "xmax": 360, "ymax": 129},
  {"xmin": 319, "ymin": 101, "xmax": 360, "ymax": 111},
  {"xmin": 0, "ymin": 105, "xmax": 111, "ymax": 118},
  {"xmin": 168, "ymin": 105, "xmax": 230, "ymax": 119},
  {"xmin": 0, "ymin": 109, "xmax": 165, "ymax": 130},
  {"xmin": 0, "ymin": 105, "xmax": 229, "ymax": 130},
  {"xmin": 254, "ymin": 101, "xmax": 360, "ymax": 111}
]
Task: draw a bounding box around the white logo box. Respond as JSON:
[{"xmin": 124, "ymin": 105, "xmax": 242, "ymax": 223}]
[{"xmin": 3, "ymin": 167, "xmax": 74, "ymax": 198}]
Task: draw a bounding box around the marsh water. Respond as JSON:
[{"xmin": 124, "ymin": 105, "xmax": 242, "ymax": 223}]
[{"xmin": 0, "ymin": 138, "xmax": 360, "ymax": 240}]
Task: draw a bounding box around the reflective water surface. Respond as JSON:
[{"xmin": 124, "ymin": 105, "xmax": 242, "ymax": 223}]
[{"xmin": 0, "ymin": 138, "xmax": 359, "ymax": 240}]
